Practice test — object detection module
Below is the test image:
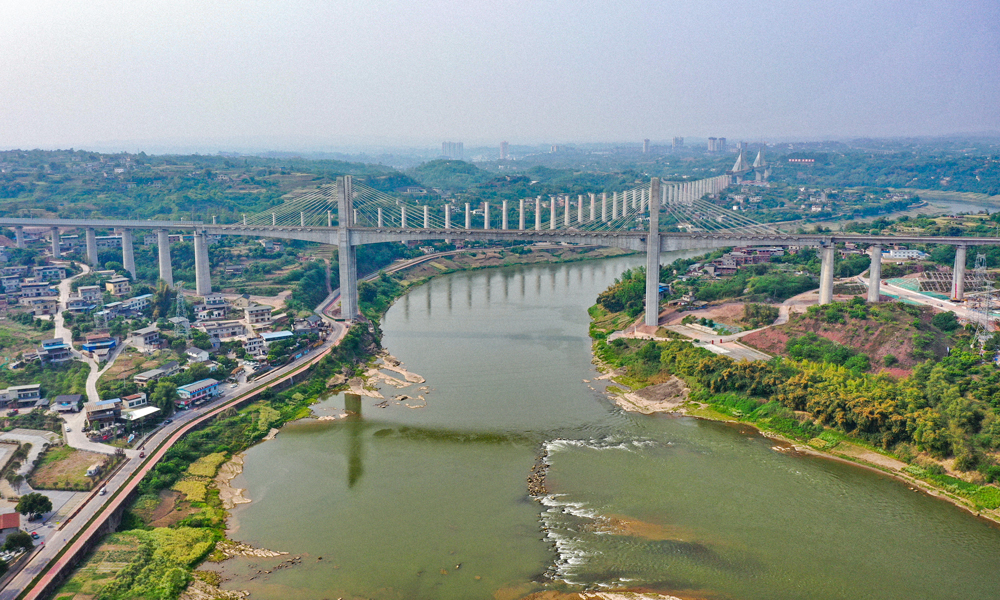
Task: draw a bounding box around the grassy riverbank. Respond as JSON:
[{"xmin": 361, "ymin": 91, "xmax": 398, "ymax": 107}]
[{"xmin": 590, "ymin": 305, "xmax": 1000, "ymax": 522}]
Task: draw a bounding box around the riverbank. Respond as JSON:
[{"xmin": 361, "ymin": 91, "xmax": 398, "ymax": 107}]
[{"xmin": 590, "ymin": 310, "xmax": 1000, "ymax": 528}]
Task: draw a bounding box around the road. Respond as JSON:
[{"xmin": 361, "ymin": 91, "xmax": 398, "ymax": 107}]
[{"xmin": 1, "ymin": 313, "xmax": 348, "ymax": 600}]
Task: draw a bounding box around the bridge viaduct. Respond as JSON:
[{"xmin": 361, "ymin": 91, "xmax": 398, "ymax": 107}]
[{"xmin": 0, "ymin": 177, "xmax": 995, "ymax": 326}]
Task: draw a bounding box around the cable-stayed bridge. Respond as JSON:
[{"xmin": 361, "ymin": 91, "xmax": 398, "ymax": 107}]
[{"xmin": 0, "ymin": 175, "xmax": 995, "ymax": 326}]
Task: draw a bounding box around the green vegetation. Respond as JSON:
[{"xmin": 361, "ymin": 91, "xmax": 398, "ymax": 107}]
[
  {"xmin": 741, "ymin": 303, "xmax": 779, "ymax": 329},
  {"xmin": 596, "ymin": 268, "xmax": 646, "ymax": 317},
  {"xmin": 16, "ymin": 492, "xmax": 52, "ymax": 519}
]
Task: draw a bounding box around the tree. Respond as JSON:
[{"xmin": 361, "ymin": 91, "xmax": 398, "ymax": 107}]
[
  {"xmin": 3, "ymin": 531, "xmax": 32, "ymax": 553},
  {"xmin": 191, "ymin": 330, "xmax": 213, "ymax": 351},
  {"xmin": 151, "ymin": 381, "xmax": 178, "ymax": 416},
  {"xmin": 931, "ymin": 311, "xmax": 959, "ymax": 332},
  {"xmin": 15, "ymin": 493, "xmax": 52, "ymax": 519}
]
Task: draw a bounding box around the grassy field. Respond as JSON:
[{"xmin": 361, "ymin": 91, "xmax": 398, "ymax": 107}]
[
  {"xmin": 28, "ymin": 446, "xmax": 107, "ymax": 491},
  {"xmin": 0, "ymin": 317, "xmax": 49, "ymax": 364},
  {"xmin": 97, "ymin": 348, "xmax": 172, "ymax": 393}
]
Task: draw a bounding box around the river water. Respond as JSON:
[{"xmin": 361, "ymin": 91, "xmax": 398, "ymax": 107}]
[{"xmin": 219, "ymin": 252, "xmax": 1000, "ymax": 600}]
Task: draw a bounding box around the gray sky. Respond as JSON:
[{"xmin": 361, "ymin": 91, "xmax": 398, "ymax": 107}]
[{"xmin": 2, "ymin": 0, "xmax": 998, "ymax": 152}]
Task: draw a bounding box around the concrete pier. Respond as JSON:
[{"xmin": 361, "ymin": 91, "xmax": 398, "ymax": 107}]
[
  {"xmin": 484, "ymin": 202, "xmax": 490, "ymax": 230},
  {"xmin": 867, "ymin": 245, "xmax": 881, "ymax": 303},
  {"xmin": 193, "ymin": 231, "xmax": 212, "ymax": 295},
  {"xmin": 423, "ymin": 205, "xmax": 429, "ymax": 229},
  {"xmin": 535, "ymin": 197, "xmax": 541, "ymax": 231},
  {"xmin": 50, "ymin": 227, "xmax": 60, "ymax": 258},
  {"xmin": 86, "ymin": 227, "xmax": 98, "ymax": 266},
  {"xmin": 157, "ymin": 229, "xmax": 173, "ymax": 286},
  {"xmin": 401, "ymin": 206, "xmax": 407, "ymax": 229},
  {"xmin": 602, "ymin": 193, "xmax": 607, "ymax": 222},
  {"xmin": 378, "ymin": 207, "xmax": 384, "ymax": 228},
  {"xmin": 612, "ymin": 192, "xmax": 619, "ymax": 220},
  {"xmin": 465, "ymin": 203, "xmax": 471, "ymax": 230},
  {"xmin": 122, "ymin": 229, "xmax": 136, "ymax": 279},
  {"xmin": 952, "ymin": 245, "xmax": 967, "ymax": 301},
  {"xmin": 14, "ymin": 226, "xmax": 23, "ymax": 249},
  {"xmin": 502, "ymin": 200, "xmax": 509, "ymax": 230},
  {"xmin": 819, "ymin": 246, "xmax": 835, "ymax": 305},
  {"xmin": 645, "ymin": 178, "xmax": 661, "ymax": 327},
  {"xmin": 589, "ymin": 193, "xmax": 596, "ymax": 222},
  {"xmin": 519, "ymin": 199, "xmax": 525, "ymax": 230},
  {"xmin": 549, "ymin": 196, "xmax": 557, "ymax": 230},
  {"xmin": 444, "ymin": 205, "xmax": 451, "ymax": 229},
  {"xmin": 564, "ymin": 195, "xmax": 571, "ymax": 227},
  {"xmin": 337, "ymin": 176, "xmax": 359, "ymax": 321}
]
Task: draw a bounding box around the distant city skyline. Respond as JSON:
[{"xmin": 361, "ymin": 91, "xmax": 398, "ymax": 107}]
[{"xmin": 1, "ymin": 1, "xmax": 998, "ymax": 153}]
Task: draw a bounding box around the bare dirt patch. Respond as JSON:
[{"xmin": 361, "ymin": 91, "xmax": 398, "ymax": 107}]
[
  {"xmin": 615, "ymin": 377, "xmax": 689, "ymax": 414},
  {"xmin": 29, "ymin": 447, "xmax": 106, "ymax": 490}
]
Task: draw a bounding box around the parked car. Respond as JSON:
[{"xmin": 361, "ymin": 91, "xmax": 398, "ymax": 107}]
[
  {"xmin": 30, "ymin": 532, "xmax": 39, "ymax": 540},
  {"xmin": 139, "ymin": 451, "xmax": 145, "ymax": 458}
]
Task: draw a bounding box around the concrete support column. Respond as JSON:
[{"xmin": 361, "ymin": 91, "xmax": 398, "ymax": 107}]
[
  {"xmin": 578, "ymin": 194, "xmax": 584, "ymax": 223},
  {"xmin": 194, "ymin": 231, "xmax": 212, "ymax": 295},
  {"xmin": 50, "ymin": 227, "xmax": 60, "ymax": 258},
  {"xmin": 444, "ymin": 205, "xmax": 451, "ymax": 229},
  {"xmin": 867, "ymin": 245, "xmax": 882, "ymax": 303},
  {"xmin": 484, "ymin": 202, "xmax": 490, "ymax": 230},
  {"xmin": 589, "ymin": 193, "xmax": 596, "ymax": 222},
  {"xmin": 401, "ymin": 206, "xmax": 407, "ymax": 228},
  {"xmin": 157, "ymin": 229, "xmax": 173, "ymax": 286},
  {"xmin": 819, "ymin": 246, "xmax": 835, "ymax": 305},
  {"xmin": 337, "ymin": 176, "xmax": 359, "ymax": 321},
  {"xmin": 465, "ymin": 203, "xmax": 471, "ymax": 230},
  {"xmin": 549, "ymin": 196, "xmax": 557, "ymax": 230},
  {"xmin": 122, "ymin": 229, "xmax": 136, "ymax": 279},
  {"xmin": 502, "ymin": 200, "xmax": 509, "ymax": 230},
  {"xmin": 14, "ymin": 226, "xmax": 24, "ymax": 249},
  {"xmin": 645, "ymin": 178, "xmax": 662, "ymax": 327},
  {"xmin": 300, "ymin": 212, "xmax": 305, "ymax": 227},
  {"xmin": 85, "ymin": 228, "xmax": 99, "ymax": 266},
  {"xmin": 952, "ymin": 245, "xmax": 968, "ymax": 301},
  {"xmin": 378, "ymin": 207, "xmax": 384, "ymax": 228},
  {"xmin": 535, "ymin": 197, "xmax": 542, "ymax": 231},
  {"xmin": 423, "ymin": 205, "xmax": 429, "ymax": 229},
  {"xmin": 518, "ymin": 199, "xmax": 525, "ymax": 230},
  {"xmin": 272, "ymin": 213, "xmax": 276, "ymax": 226},
  {"xmin": 327, "ymin": 211, "xmax": 332, "ymax": 227},
  {"xmin": 612, "ymin": 192, "xmax": 619, "ymax": 220},
  {"xmin": 564, "ymin": 195, "xmax": 571, "ymax": 227},
  {"xmin": 601, "ymin": 193, "xmax": 608, "ymax": 222}
]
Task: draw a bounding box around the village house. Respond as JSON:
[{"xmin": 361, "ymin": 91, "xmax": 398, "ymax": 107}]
[
  {"xmin": 244, "ymin": 303, "xmax": 273, "ymax": 326},
  {"xmin": 129, "ymin": 326, "xmax": 162, "ymax": 353},
  {"xmin": 106, "ymin": 276, "xmax": 131, "ymax": 296}
]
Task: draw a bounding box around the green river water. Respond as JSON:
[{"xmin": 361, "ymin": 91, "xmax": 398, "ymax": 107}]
[{"xmin": 216, "ymin": 253, "xmax": 1000, "ymax": 600}]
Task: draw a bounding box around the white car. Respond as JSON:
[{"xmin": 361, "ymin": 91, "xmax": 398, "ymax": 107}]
[
  {"xmin": 230, "ymin": 383, "xmax": 238, "ymax": 389},
  {"xmin": 65, "ymin": 427, "xmax": 71, "ymax": 432}
]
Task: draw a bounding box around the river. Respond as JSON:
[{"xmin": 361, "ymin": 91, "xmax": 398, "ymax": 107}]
[{"xmin": 216, "ymin": 251, "xmax": 1000, "ymax": 600}]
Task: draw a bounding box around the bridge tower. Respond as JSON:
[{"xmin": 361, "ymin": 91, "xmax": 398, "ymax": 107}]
[
  {"xmin": 644, "ymin": 178, "xmax": 661, "ymax": 327},
  {"xmin": 157, "ymin": 229, "xmax": 173, "ymax": 287},
  {"xmin": 338, "ymin": 176, "xmax": 360, "ymax": 321},
  {"xmin": 121, "ymin": 229, "xmax": 136, "ymax": 279},
  {"xmin": 194, "ymin": 230, "xmax": 212, "ymax": 295}
]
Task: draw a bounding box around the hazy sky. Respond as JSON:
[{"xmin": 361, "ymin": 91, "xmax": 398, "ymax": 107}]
[{"xmin": 2, "ymin": 0, "xmax": 998, "ymax": 152}]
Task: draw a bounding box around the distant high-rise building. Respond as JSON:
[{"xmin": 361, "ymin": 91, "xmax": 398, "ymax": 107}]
[
  {"xmin": 672, "ymin": 137, "xmax": 684, "ymax": 148},
  {"xmin": 500, "ymin": 141, "xmax": 509, "ymax": 160},
  {"xmin": 707, "ymin": 137, "xmax": 718, "ymax": 152},
  {"xmin": 550, "ymin": 145, "xmax": 560, "ymax": 153},
  {"xmin": 442, "ymin": 141, "xmax": 464, "ymax": 159},
  {"xmin": 642, "ymin": 139, "xmax": 650, "ymax": 153},
  {"xmin": 718, "ymin": 138, "xmax": 727, "ymax": 153}
]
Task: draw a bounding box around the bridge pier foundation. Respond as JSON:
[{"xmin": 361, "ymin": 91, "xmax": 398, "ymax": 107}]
[
  {"xmin": 50, "ymin": 227, "xmax": 60, "ymax": 258},
  {"xmin": 867, "ymin": 245, "xmax": 881, "ymax": 303},
  {"xmin": 122, "ymin": 229, "xmax": 136, "ymax": 279},
  {"xmin": 157, "ymin": 229, "xmax": 173, "ymax": 287},
  {"xmin": 645, "ymin": 178, "xmax": 662, "ymax": 327},
  {"xmin": 86, "ymin": 227, "xmax": 98, "ymax": 267},
  {"xmin": 14, "ymin": 226, "xmax": 23, "ymax": 249},
  {"xmin": 819, "ymin": 246, "xmax": 835, "ymax": 305},
  {"xmin": 338, "ymin": 176, "xmax": 360, "ymax": 321},
  {"xmin": 194, "ymin": 231, "xmax": 212, "ymax": 295},
  {"xmin": 952, "ymin": 245, "xmax": 967, "ymax": 301}
]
